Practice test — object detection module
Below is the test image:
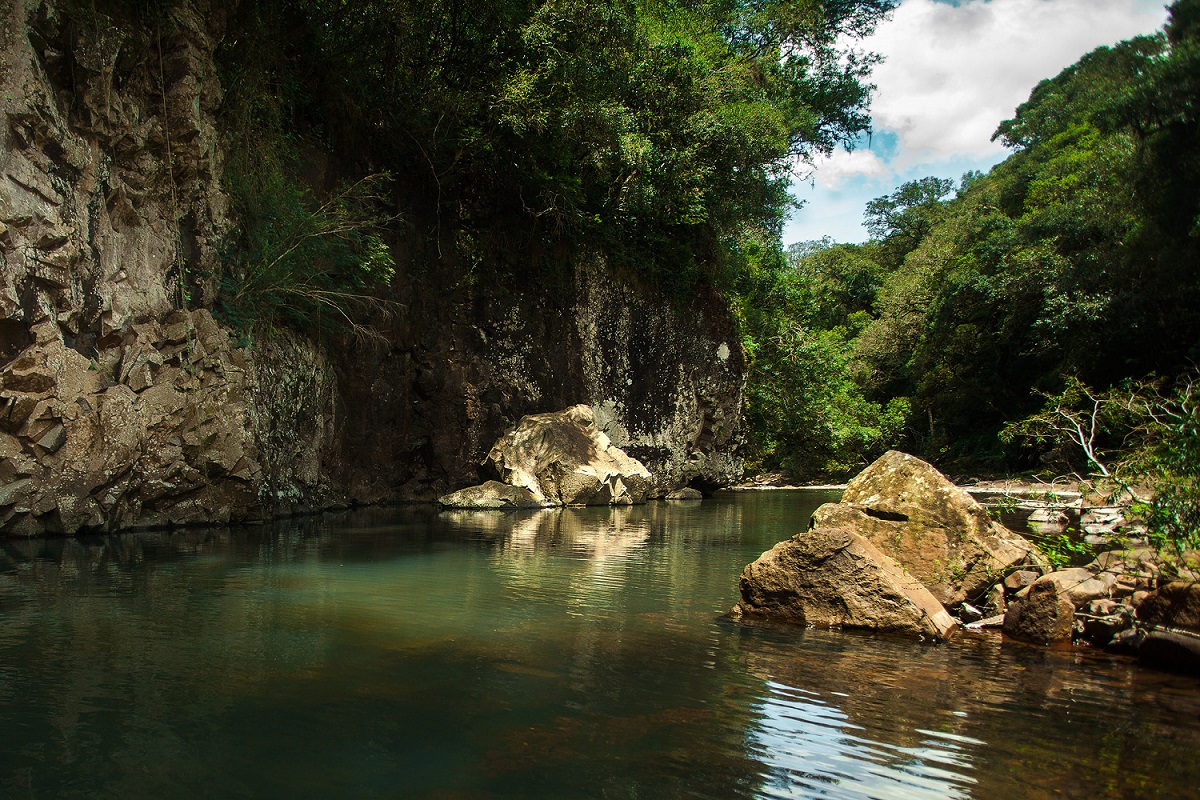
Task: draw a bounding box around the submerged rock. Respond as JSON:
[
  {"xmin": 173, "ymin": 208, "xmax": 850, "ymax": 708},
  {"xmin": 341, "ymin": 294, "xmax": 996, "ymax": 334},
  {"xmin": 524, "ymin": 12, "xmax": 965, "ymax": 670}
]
[
  {"xmin": 731, "ymin": 526, "xmax": 958, "ymax": 641},
  {"xmin": 480, "ymin": 405, "xmax": 653, "ymax": 506},
  {"xmin": 1138, "ymin": 628, "xmax": 1200, "ymax": 673},
  {"xmin": 811, "ymin": 451, "xmax": 1043, "ymax": 607}
]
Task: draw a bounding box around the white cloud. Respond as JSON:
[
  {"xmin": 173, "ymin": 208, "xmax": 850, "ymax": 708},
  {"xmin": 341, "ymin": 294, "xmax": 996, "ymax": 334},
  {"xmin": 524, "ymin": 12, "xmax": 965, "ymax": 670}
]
[
  {"xmin": 789, "ymin": 0, "xmax": 1170, "ymax": 243},
  {"xmin": 807, "ymin": 148, "xmax": 889, "ymax": 188},
  {"xmin": 866, "ymin": 0, "xmax": 1169, "ymax": 171}
]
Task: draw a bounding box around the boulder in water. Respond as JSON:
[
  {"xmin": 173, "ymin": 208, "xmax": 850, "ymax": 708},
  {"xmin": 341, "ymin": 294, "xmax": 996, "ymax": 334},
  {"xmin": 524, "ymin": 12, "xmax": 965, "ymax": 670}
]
[
  {"xmin": 482, "ymin": 405, "xmax": 653, "ymax": 506},
  {"xmin": 731, "ymin": 526, "xmax": 958, "ymax": 641},
  {"xmin": 1003, "ymin": 580, "xmax": 1075, "ymax": 644},
  {"xmin": 811, "ymin": 451, "xmax": 1043, "ymax": 607},
  {"xmin": 438, "ymin": 481, "xmax": 547, "ymax": 509}
]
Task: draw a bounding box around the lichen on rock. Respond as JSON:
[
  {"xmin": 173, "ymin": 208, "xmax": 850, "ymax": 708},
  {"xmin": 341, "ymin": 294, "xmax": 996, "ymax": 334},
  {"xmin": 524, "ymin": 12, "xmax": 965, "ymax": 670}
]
[{"xmin": 812, "ymin": 451, "xmax": 1044, "ymax": 607}]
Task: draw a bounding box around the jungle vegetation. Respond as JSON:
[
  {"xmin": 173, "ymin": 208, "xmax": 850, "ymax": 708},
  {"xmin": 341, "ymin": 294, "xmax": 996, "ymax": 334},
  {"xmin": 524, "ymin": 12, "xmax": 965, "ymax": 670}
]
[
  {"xmin": 211, "ymin": 0, "xmax": 897, "ymax": 331},
  {"xmin": 739, "ymin": 0, "xmax": 1200, "ymax": 510}
]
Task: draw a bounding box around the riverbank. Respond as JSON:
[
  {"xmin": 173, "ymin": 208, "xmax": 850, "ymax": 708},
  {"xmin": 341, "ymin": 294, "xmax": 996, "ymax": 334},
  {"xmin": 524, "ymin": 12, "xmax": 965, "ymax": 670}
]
[{"xmin": 733, "ymin": 473, "xmax": 1086, "ymax": 504}]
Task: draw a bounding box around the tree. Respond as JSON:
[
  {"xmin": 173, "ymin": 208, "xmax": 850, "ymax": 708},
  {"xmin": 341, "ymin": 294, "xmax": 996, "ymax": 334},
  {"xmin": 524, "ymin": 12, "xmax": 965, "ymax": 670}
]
[
  {"xmin": 219, "ymin": 0, "xmax": 899, "ymax": 297},
  {"xmin": 863, "ymin": 176, "xmax": 955, "ymax": 254},
  {"xmin": 1003, "ymin": 373, "xmax": 1200, "ymax": 555}
]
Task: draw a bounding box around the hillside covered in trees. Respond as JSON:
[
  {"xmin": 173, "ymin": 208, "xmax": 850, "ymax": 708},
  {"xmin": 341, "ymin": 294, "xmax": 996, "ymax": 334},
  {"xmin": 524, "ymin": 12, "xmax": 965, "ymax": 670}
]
[{"xmin": 739, "ymin": 0, "xmax": 1200, "ymax": 491}]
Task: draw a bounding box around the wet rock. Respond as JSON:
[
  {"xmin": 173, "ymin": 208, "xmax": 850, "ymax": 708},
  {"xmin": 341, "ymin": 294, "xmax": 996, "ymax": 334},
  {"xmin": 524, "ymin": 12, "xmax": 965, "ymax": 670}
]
[
  {"xmin": 1139, "ymin": 629, "xmax": 1200, "ymax": 673},
  {"xmin": 666, "ymin": 487, "xmax": 704, "ymax": 501},
  {"xmin": 731, "ymin": 526, "xmax": 958, "ymax": 641},
  {"xmin": 1107, "ymin": 626, "xmax": 1147, "ymax": 655},
  {"xmin": 1082, "ymin": 614, "xmax": 1131, "ymax": 647},
  {"xmin": 1003, "ymin": 580, "xmax": 1076, "ymax": 644},
  {"xmin": 439, "ymin": 481, "xmax": 547, "ymax": 510},
  {"xmin": 811, "ymin": 452, "xmax": 1044, "ymax": 607},
  {"xmin": 484, "ymin": 405, "xmax": 653, "ymax": 506}
]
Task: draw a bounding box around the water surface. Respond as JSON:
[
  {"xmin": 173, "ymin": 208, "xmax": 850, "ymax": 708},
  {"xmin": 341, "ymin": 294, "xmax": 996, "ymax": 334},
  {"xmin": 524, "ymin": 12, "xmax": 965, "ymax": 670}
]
[{"xmin": 1, "ymin": 490, "xmax": 1197, "ymax": 799}]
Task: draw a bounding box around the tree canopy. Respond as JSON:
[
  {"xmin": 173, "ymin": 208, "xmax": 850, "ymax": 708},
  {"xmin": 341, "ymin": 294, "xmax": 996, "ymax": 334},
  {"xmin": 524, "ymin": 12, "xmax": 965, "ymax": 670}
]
[
  {"xmin": 215, "ymin": 0, "xmax": 897, "ymax": 302},
  {"xmin": 739, "ymin": 0, "xmax": 1200, "ymax": 479}
]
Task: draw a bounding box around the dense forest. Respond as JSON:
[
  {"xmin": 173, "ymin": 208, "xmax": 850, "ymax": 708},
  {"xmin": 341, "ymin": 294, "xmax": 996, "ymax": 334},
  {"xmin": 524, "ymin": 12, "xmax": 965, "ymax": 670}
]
[
  {"xmin": 206, "ymin": 0, "xmax": 897, "ymax": 332},
  {"xmin": 739, "ymin": 0, "xmax": 1200, "ymax": 508}
]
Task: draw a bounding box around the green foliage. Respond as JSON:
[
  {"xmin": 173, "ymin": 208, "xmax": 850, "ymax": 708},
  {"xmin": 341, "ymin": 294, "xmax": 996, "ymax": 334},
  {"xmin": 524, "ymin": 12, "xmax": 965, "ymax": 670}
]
[
  {"xmin": 216, "ymin": 0, "xmax": 895, "ymax": 294},
  {"xmin": 216, "ymin": 167, "xmax": 397, "ymax": 339},
  {"xmin": 1124, "ymin": 375, "xmax": 1200, "ymax": 555},
  {"xmin": 1005, "ymin": 372, "xmax": 1200, "ymax": 556},
  {"xmin": 735, "ymin": 237, "xmax": 908, "ymax": 479},
  {"xmin": 863, "ymin": 176, "xmax": 955, "ymax": 255},
  {"xmin": 999, "ymin": 375, "xmax": 1146, "ymax": 477},
  {"xmin": 1031, "ymin": 531, "xmax": 1095, "ymax": 570},
  {"xmin": 215, "ymin": 14, "xmax": 399, "ymax": 340},
  {"xmin": 845, "ymin": 1, "xmax": 1200, "ymax": 469},
  {"xmin": 737, "ymin": 1, "xmax": 1200, "ymax": 480}
]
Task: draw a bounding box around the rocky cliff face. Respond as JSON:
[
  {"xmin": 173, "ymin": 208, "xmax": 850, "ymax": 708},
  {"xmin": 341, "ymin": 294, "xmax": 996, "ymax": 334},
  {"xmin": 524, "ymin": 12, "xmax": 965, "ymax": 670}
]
[
  {"xmin": 330, "ymin": 255, "xmax": 743, "ymax": 503},
  {"xmin": 0, "ymin": 0, "xmax": 744, "ymax": 537}
]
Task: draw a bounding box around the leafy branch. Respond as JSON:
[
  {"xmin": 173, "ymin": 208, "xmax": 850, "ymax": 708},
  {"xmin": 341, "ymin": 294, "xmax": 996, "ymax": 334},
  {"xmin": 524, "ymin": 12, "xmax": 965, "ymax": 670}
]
[
  {"xmin": 1003, "ymin": 371, "xmax": 1200, "ymax": 555},
  {"xmin": 218, "ymin": 170, "xmax": 401, "ymax": 342}
]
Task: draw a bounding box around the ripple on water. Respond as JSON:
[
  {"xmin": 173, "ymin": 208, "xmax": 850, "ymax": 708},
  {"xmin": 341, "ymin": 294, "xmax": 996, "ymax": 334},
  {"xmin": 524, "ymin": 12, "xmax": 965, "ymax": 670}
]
[{"xmin": 747, "ymin": 677, "xmax": 978, "ymax": 800}]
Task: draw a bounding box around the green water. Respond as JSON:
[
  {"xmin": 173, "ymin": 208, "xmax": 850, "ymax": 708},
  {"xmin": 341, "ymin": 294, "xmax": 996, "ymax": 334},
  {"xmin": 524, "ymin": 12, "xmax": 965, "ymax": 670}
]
[{"xmin": 1, "ymin": 490, "xmax": 1198, "ymax": 799}]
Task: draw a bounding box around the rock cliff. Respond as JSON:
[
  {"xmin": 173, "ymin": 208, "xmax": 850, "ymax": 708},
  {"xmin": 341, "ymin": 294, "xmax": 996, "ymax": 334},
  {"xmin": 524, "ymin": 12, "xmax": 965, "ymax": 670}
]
[{"xmin": 0, "ymin": 0, "xmax": 744, "ymax": 536}]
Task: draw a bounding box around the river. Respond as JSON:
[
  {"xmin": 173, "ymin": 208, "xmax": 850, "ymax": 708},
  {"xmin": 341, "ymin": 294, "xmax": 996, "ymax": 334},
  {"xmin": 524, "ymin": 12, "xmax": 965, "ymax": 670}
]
[{"xmin": 1, "ymin": 489, "xmax": 1198, "ymax": 799}]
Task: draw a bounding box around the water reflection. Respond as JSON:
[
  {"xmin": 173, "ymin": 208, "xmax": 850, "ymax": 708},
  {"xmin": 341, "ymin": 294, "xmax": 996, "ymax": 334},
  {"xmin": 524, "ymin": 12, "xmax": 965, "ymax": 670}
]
[{"xmin": 1, "ymin": 492, "xmax": 1199, "ymax": 799}]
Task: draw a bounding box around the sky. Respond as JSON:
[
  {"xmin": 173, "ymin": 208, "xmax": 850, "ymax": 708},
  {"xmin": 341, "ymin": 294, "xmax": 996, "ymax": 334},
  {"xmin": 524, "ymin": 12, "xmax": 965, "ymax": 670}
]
[{"xmin": 783, "ymin": 0, "xmax": 1172, "ymax": 246}]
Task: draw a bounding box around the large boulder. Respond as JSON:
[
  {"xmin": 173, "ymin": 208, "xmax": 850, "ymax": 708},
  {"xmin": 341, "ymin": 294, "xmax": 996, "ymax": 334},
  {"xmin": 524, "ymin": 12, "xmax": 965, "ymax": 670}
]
[
  {"xmin": 731, "ymin": 526, "xmax": 959, "ymax": 641},
  {"xmin": 482, "ymin": 405, "xmax": 653, "ymax": 506},
  {"xmin": 812, "ymin": 451, "xmax": 1043, "ymax": 607},
  {"xmin": 1003, "ymin": 580, "xmax": 1076, "ymax": 644},
  {"xmin": 438, "ymin": 481, "xmax": 547, "ymax": 510}
]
